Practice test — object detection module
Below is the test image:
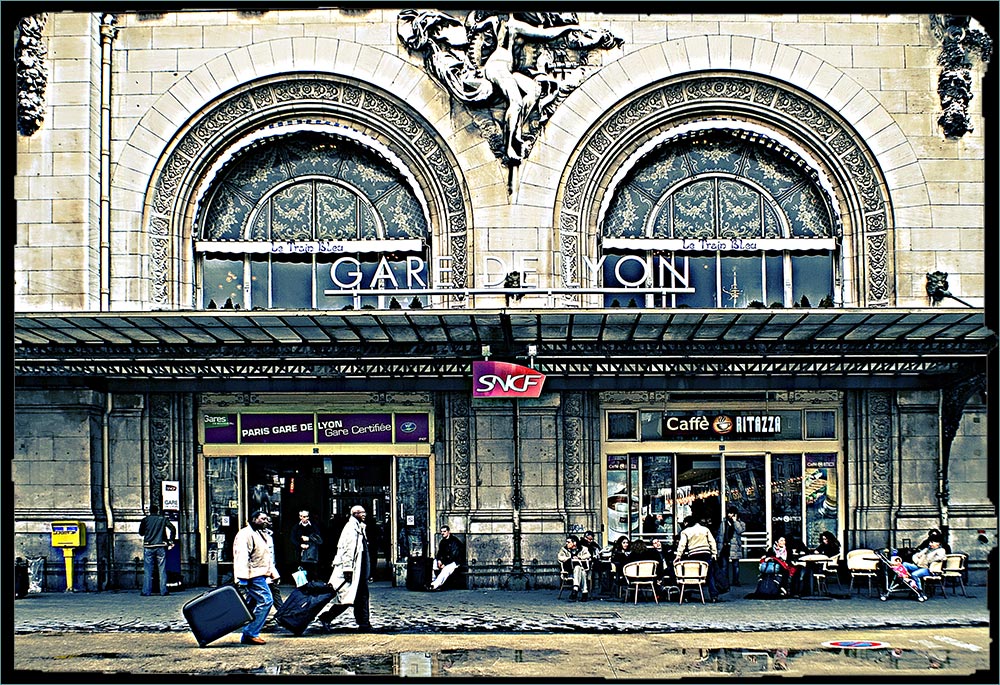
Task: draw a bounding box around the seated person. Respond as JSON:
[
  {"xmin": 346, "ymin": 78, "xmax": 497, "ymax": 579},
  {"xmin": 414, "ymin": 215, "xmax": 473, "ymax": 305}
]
[
  {"xmin": 798, "ymin": 530, "xmax": 842, "ymax": 595},
  {"xmin": 428, "ymin": 525, "xmax": 465, "ymax": 591},
  {"xmin": 580, "ymin": 531, "xmax": 607, "ymax": 595},
  {"xmin": 646, "ymin": 538, "xmax": 676, "ymax": 590},
  {"xmin": 557, "ymin": 535, "xmax": 592, "ymax": 601},
  {"xmin": 916, "ymin": 528, "xmax": 951, "ymax": 555},
  {"xmin": 610, "ymin": 536, "xmax": 633, "ymax": 590},
  {"xmin": 761, "ymin": 536, "xmax": 798, "ymax": 596},
  {"xmin": 902, "ymin": 539, "xmax": 946, "ymax": 593}
]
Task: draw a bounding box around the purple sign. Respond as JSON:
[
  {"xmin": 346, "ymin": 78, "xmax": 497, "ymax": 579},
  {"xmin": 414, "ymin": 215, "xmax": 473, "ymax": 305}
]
[
  {"xmin": 240, "ymin": 413, "xmax": 315, "ymax": 444},
  {"xmin": 203, "ymin": 413, "xmax": 238, "ymax": 444},
  {"xmin": 317, "ymin": 413, "xmax": 393, "ymax": 444},
  {"xmin": 394, "ymin": 413, "xmax": 429, "ymax": 443}
]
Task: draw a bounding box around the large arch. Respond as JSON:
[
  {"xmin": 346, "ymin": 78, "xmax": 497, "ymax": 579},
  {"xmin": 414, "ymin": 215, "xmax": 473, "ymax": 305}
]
[
  {"xmin": 556, "ymin": 71, "xmax": 896, "ymax": 308},
  {"xmin": 116, "ymin": 38, "xmax": 481, "ymax": 309}
]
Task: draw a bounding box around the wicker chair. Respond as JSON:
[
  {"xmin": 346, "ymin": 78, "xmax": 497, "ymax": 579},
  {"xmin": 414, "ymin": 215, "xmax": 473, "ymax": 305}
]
[
  {"xmin": 673, "ymin": 559, "xmax": 709, "ymax": 605},
  {"xmin": 622, "ymin": 560, "xmax": 659, "ymax": 604}
]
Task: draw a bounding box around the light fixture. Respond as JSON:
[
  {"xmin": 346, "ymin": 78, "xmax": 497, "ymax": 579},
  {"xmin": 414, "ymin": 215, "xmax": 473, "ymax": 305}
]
[{"xmin": 481, "ymin": 345, "xmax": 491, "ymax": 359}]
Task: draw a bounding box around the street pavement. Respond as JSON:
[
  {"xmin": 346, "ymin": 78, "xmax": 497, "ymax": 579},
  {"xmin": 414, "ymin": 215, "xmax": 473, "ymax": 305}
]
[{"xmin": 14, "ymin": 580, "xmax": 991, "ymax": 635}]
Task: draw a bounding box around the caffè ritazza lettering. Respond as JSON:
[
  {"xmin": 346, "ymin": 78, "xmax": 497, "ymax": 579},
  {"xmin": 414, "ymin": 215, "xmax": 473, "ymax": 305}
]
[{"xmin": 319, "ymin": 252, "xmax": 692, "ymax": 292}]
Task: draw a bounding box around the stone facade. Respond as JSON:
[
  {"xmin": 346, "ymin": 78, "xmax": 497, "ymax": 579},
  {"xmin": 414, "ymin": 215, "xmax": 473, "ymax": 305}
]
[{"xmin": 13, "ymin": 10, "xmax": 995, "ymax": 590}]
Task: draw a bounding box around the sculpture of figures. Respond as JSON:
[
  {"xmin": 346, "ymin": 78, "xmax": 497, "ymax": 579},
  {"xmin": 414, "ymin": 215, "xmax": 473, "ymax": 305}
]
[{"xmin": 398, "ymin": 10, "xmax": 623, "ymax": 166}]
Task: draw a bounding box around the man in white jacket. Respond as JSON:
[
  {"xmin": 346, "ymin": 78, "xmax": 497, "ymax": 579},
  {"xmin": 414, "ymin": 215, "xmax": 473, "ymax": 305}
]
[
  {"xmin": 232, "ymin": 510, "xmax": 280, "ymax": 645},
  {"xmin": 325, "ymin": 505, "xmax": 374, "ymax": 632}
]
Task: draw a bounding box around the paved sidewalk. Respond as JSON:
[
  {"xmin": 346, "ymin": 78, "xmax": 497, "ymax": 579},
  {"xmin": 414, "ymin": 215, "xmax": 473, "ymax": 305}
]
[{"xmin": 14, "ymin": 582, "xmax": 990, "ymax": 635}]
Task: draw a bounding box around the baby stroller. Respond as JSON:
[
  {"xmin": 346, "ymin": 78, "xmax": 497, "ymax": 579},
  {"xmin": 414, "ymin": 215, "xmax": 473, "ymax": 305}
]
[{"xmin": 876, "ymin": 550, "xmax": 927, "ymax": 602}]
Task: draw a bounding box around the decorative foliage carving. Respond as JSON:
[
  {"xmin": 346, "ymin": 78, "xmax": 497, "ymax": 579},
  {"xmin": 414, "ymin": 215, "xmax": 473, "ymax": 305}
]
[
  {"xmin": 931, "ymin": 15, "xmax": 993, "ymax": 139},
  {"xmin": 868, "ymin": 391, "xmax": 892, "ymax": 505},
  {"xmin": 562, "ymin": 392, "xmax": 584, "ymax": 508},
  {"xmin": 451, "ymin": 393, "xmax": 471, "ymax": 509},
  {"xmin": 149, "ymin": 394, "xmax": 173, "ymax": 505},
  {"xmin": 16, "ymin": 15, "xmax": 47, "ymax": 136},
  {"xmin": 398, "ymin": 10, "xmax": 622, "ymax": 166}
]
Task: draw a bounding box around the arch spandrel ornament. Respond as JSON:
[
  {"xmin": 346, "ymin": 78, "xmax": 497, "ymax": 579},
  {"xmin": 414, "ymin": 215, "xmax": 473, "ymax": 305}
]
[
  {"xmin": 558, "ymin": 73, "xmax": 894, "ymax": 308},
  {"xmin": 145, "ymin": 75, "xmax": 470, "ymax": 308}
]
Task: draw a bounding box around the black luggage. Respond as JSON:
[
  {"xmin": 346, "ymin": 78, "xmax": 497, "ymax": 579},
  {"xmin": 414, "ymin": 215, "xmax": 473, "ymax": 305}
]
[
  {"xmin": 406, "ymin": 555, "xmax": 432, "ymax": 590},
  {"xmin": 274, "ymin": 581, "xmax": 337, "ymax": 635},
  {"xmin": 14, "ymin": 558, "xmax": 29, "ymax": 599},
  {"xmin": 182, "ymin": 585, "xmax": 253, "ymax": 647}
]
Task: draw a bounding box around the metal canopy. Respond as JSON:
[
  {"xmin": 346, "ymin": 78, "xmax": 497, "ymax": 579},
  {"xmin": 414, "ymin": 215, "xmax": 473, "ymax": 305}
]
[{"xmin": 14, "ymin": 308, "xmax": 995, "ymax": 391}]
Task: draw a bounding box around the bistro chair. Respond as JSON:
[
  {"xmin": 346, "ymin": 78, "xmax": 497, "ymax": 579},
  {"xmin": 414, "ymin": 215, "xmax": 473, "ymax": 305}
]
[
  {"xmin": 813, "ymin": 554, "xmax": 842, "ymax": 595},
  {"xmin": 622, "ymin": 560, "xmax": 659, "ymax": 604},
  {"xmin": 673, "ymin": 559, "xmax": 709, "ymax": 605},
  {"xmin": 846, "ymin": 549, "xmax": 880, "ymax": 597},
  {"xmin": 921, "ymin": 559, "xmax": 945, "ymax": 598},
  {"xmin": 941, "ymin": 553, "xmax": 969, "ymax": 596},
  {"xmin": 556, "ymin": 564, "xmax": 575, "ymax": 599}
]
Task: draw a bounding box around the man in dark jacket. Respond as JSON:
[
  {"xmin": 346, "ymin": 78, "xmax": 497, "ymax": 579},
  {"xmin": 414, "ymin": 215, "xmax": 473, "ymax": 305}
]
[
  {"xmin": 290, "ymin": 510, "xmax": 323, "ymax": 581},
  {"xmin": 429, "ymin": 525, "xmax": 465, "ymax": 590},
  {"xmin": 138, "ymin": 504, "xmax": 176, "ymax": 596}
]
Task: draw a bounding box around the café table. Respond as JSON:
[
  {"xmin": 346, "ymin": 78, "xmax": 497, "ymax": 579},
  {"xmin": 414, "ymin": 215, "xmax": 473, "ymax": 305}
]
[{"xmin": 796, "ymin": 554, "xmax": 832, "ymax": 595}]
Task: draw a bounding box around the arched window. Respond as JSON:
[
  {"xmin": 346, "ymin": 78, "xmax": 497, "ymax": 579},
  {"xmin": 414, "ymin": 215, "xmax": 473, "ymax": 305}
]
[
  {"xmin": 196, "ymin": 132, "xmax": 429, "ymax": 310},
  {"xmin": 601, "ymin": 130, "xmax": 838, "ymax": 309}
]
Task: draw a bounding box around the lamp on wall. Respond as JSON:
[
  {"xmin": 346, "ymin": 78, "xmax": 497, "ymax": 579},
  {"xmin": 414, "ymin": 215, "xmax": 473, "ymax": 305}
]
[
  {"xmin": 481, "ymin": 345, "xmax": 491, "ymax": 360},
  {"xmin": 527, "ymin": 344, "xmax": 537, "ymax": 368}
]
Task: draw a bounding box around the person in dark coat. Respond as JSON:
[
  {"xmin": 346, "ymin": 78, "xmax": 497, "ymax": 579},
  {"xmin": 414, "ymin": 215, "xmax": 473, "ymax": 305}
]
[
  {"xmin": 428, "ymin": 525, "xmax": 465, "ymax": 590},
  {"xmin": 138, "ymin": 504, "xmax": 176, "ymax": 596},
  {"xmin": 291, "ymin": 510, "xmax": 323, "ymax": 581}
]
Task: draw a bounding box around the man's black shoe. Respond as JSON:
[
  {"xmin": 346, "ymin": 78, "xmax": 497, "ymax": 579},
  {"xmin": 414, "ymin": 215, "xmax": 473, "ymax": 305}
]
[
  {"xmin": 357, "ymin": 625, "xmax": 375, "ymax": 633},
  {"xmin": 580, "ymin": 593, "xmax": 589, "ymax": 602},
  {"xmin": 568, "ymin": 590, "xmax": 578, "ymax": 601}
]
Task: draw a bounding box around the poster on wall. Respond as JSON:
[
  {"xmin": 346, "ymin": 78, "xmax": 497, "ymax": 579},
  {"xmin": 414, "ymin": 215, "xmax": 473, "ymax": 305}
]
[{"xmin": 161, "ymin": 480, "xmax": 180, "ymax": 512}]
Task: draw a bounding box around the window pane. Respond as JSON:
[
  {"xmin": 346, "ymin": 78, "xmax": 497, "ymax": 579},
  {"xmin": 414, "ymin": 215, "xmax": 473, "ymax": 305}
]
[
  {"xmin": 671, "ymin": 180, "xmax": 715, "ymax": 239},
  {"xmin": 271, "ymin": 184, "xmax": 313, "ymax": 241},
  {"xmin": 202, "ymin": 255, "xmax": 244, "ymax": 309},
  {"xmin": 720, "ymin": 254, "xmax": 763, "ymax": 308},
  {"xmin": 791, "ymin": 253, "xmax": 833, "ymax": 308},
  {"xmin": 603, "ymin": 253, "xmax": 647, "ymax": 308},
  {"xmin": 316, "ymin": 182, "xmax": 359, "ymax": 240},
  {"xmin": 717, "ymin": 180, "xmax": 762, "ymax": 239},
  {"xmin": 724, "ymin": 456, "xmax": 766, "ymax": 555},
  {"xmin": 607, "ymin": 454, "xmax": 640, "ymax": 543},
  {"xmin": 765, "ymin": 254, "xmax": 784, "ymax": 307},
  {"xmin": 248, "ymin": 257, "xmax": 269, "ymax": 309},
  {"xmin": 641, "ymin": 455, "xmax": 674, "ymax": 542},
  {"xmin": 607, "ymin": 411, "xmax": 638, "ymax": 440},
  {"xmin": 805, "ymin": 410, "xmax": 836, "ymax": 439},
  {"xmin": 676, "ymin": 454, "xmax": 722, "ymax": 533},
  {"xmin": 804, "ymin": 454, "xmax": 838, "ymax": 547},
  {"xmin": 770, "ymin": 453, "xmax": 803, "ymax": 545},
  {"xmin": 271, "ymin": 256, "xmax": 313, "ymax": 309},
  {"xmin": 316, "ymin": 256, "xmax": 354, "ymax": 310},
  {"xmin": 674, "ymin": 254, "xmax": 716, "ymax": 307},
  {"xmin": 640, "ymin": 411, "xmax": 662, "ymax": 440}
]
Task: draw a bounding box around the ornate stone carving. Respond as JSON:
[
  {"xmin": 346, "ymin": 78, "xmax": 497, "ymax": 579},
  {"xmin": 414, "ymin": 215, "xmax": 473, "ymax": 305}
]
[
  {"xmin": 16, "ymin": 15, "xmax": 47, "ymax": 136},
  {"xmin": 868, "ymin": 391, "xmax": 892, "ymax": 505},
  {"xmin": 398, "ymin": 10, "xmax": 622, "ymax": 167},
  {"xmin": 148, "ymin": 76, "xmax": 469, "ymax": 306},
  {"xmin": 560, "ymin": 74, "xmax": 891, "ymax": 307},
  {"xmin": 931, "ymin": 15, "xmax": 993, "ymax": 139},
  {"xmin": 149, "ymin": 394, "xmax": 173, "ymax": 506},
  {"xmin": 451, "ymin": 393, "xmax": 471, "ymax": 509},
  {"xmin": 562, "ymin": 392, "xmax": 584, "ymax": 508}
]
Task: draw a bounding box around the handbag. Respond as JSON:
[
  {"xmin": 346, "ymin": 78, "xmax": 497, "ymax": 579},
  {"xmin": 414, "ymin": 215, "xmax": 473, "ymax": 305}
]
[{"xmin": 292, "ymin": 568, "xmax": 308, "ymax": 587}]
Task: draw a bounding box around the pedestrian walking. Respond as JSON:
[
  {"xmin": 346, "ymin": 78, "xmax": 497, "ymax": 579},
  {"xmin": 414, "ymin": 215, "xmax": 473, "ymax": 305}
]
[
  {"xmin": 233, "ymin": 510, "xmax": 279, "ymax": 645},
  {"xmin": 138, "ymin": 504, "xmax": 176, "ymax": 596},
  {"xmin": 291, "ymin": 510, "xmax": 323, "ymax": 581},
  {"xmin": 324, "ymin": 505, "xmax": 374, "ymax": 632}
]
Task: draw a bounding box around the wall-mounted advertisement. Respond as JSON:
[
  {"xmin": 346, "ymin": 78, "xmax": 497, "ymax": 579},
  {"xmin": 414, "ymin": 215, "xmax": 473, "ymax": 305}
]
[{"xmin": 201, "ymin": 411, "xmax": 430, "ymax": 445}]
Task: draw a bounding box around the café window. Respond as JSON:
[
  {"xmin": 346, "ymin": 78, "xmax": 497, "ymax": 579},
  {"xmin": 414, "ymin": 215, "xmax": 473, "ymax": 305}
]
[
  {"xmin": 601, "ymin": 131, "xmax": 837, "ymax": 309},
  {"xmin": 196, "ymin": 132, "xmax": 429, "ymax": 310}
]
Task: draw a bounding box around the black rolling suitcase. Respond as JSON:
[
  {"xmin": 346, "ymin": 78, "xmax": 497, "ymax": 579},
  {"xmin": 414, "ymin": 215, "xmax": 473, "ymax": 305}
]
[
  {"xmin": 274, "ymin": 581, "xmax": 337, "ymax": 635},
  {"xmin": 182, "ymin": 585, "xmax": 253, "ymax": 647}
]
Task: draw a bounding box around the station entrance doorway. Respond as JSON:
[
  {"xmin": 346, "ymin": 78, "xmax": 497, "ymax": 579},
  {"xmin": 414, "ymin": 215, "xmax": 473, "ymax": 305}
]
[{"xmin": 246, "ymin": 455, "xmax": 392, "ymax": 580}]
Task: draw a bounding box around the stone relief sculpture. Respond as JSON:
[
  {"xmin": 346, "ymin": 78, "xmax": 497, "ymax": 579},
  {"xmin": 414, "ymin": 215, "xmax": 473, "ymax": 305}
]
[
  {"xmin": 930, "ymin": 14, "xmax": 992, "ymax": 139},
  {"xmin": 15, "ymin": 14, "xmax": 47, "ymax": 136},
  {"xmin": 398, "ymin": 10, "xmax": 622, "ymax": 167}
]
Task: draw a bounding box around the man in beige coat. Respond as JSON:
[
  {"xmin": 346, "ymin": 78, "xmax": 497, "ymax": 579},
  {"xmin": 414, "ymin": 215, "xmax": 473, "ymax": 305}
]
[
  {"xmin": 232, "ymin": 510, "xmax": 280, "ymax": 644},
  {"xmin": 324, "ymin": 505, "xmax": 373, "ymax": 631}
]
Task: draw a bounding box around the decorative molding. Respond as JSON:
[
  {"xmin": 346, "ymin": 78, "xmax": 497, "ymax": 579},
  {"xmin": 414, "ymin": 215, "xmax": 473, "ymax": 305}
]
[
  {"xmin": 559, "ymin": 74, "xmax": 892, "ymax": 307},
  {"xmin": 451, "ymin": 393, "xmax": 471, "ymax": 510},
  {"xmin": 15, "ymin": 14, "xmax": 47, "ymax": 136},
  {"xmin": 149, "ymin": 394, "xmax": 173, "ymax": 508},
  {"xmin": 931, "ymin": 15, "xmax": 993, "ymax": 139},
  {"xmin": 147, "ymin": 76, "xmax": 469, "ymax": 307},
  {"xmin": 868, "ymin": 391, "xmax": 892, "ymax": 505},
  {"xmin": 562, "ymin": 392, "xmax": 584, "ymax": 509}
]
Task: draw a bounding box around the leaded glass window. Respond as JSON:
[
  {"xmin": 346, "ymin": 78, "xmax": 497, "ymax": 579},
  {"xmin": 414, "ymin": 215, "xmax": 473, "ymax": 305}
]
[
  {"xmin": 602, "ymin": 131, "xmax": 837, "ymax": 308},
  {"xmin": 197, "ymin": 133, "xmax": 429, "ymax": 310}
]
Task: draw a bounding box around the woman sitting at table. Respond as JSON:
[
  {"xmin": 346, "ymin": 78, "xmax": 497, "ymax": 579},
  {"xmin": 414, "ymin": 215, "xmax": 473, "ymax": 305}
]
[
  {"xmin": 762, "ymin": 536, "xmax": 798, "ymax": 596},
  {"xmin": 797, "ymin": 531, "xmax": 841, "ymax": 596}
]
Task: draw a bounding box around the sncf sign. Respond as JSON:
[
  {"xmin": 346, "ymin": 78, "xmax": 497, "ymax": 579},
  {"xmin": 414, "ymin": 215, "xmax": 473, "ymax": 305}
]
[{"xmin": 473, "ymin": 361, "xmax": 546, "ymax": 399}]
